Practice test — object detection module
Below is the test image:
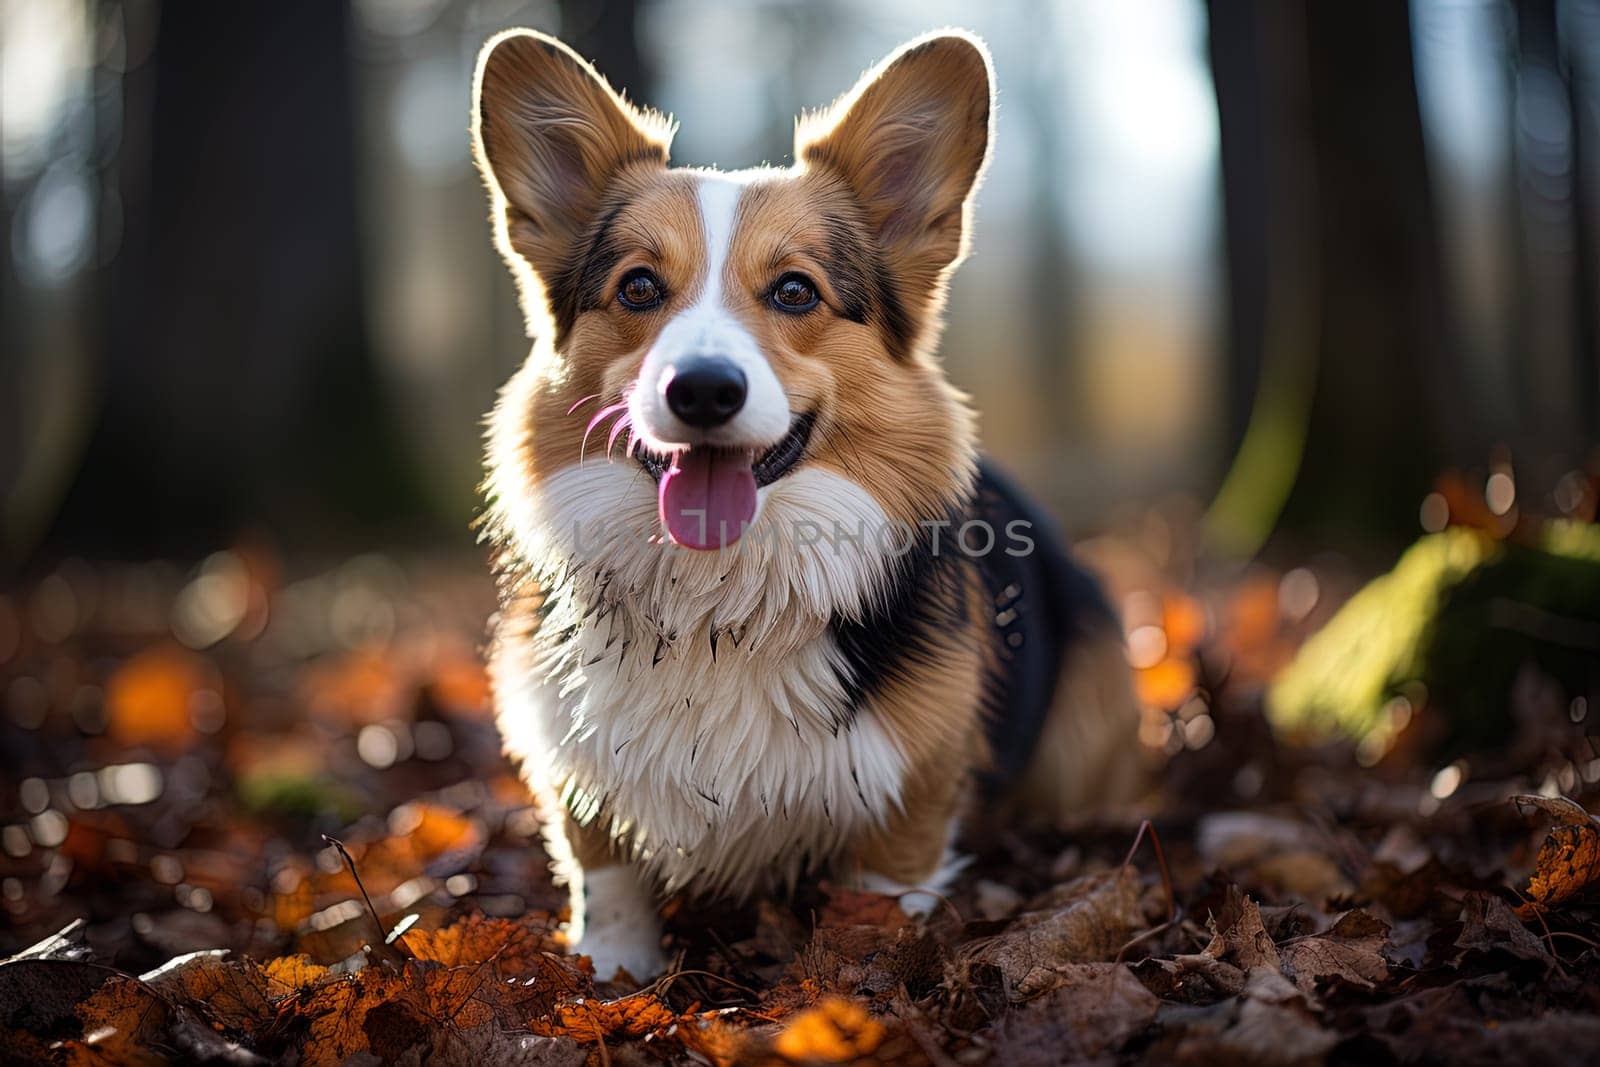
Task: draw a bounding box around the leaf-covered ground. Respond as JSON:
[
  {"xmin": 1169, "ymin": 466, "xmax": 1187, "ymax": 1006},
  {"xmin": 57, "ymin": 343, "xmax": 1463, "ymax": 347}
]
[{"xmin": 3, "ymin": 519, "xmax": 1599, "ymax": 1064}]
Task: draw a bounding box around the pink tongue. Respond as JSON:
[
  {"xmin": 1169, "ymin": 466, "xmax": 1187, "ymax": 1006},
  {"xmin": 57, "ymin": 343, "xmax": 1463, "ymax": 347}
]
[{"xmin": 659, "ymin": 449, "xmax": 757, "ymax": 549}]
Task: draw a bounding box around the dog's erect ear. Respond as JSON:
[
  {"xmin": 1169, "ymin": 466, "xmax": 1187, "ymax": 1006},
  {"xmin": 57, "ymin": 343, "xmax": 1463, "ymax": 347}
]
[
  {"xmin": 796, "ymin": 31, "xmax": 993, "ymax": 291},
  {"xmin": 473, "ymin": 30, "xmax": 673, "ymax": 334}
]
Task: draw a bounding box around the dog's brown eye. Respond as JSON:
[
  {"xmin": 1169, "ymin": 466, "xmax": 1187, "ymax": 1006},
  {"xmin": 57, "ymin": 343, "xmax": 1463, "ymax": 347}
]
[
  {"xmin": 770, "ymin": 274, "xmax": 819, "ymax": 313},
  {"xmin": 618, "ymin": 269, "xmax": 664, "ymax": 310}
]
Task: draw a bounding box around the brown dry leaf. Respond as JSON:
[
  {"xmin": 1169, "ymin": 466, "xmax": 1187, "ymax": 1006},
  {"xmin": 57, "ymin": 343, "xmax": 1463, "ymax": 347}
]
[
  {"xmin": 817, "ymin": 884, "xmax": 911, "ymax": 929},
  {"xmin": 794, "ymin": 925, "xmax": 945, "ymax": 1005},
  {"xmin": 287, "ymin": 961, "xmax": 509, "ymax": 1066},
  {"xmin": 1511, "ymin": 794, "xmax": 1600, "ymax": 916},
  {"xmin": 1361, "ymin": 857, "xmax": 1449, "ymax": 920},
  {"xmin": 1203, "ymin": 885, "xmax": 1282, "ymax": 972},
  {"xmin": 1279, "ymin": 909, "xmax": 1389, "ymax": 996},
  {"xmin": 295, "ymin": 972, "xmax": 376, "ymax": 1067},
  {"xmin": 771, "ymin": 996, "xmax": 886, "ymax": 1063},
  {"xmin": 405, "ymin": 913, "xmax": 566, "ymax": 976},
  {"xmin": 1163, "ymin": 968, "xmax": 1337, "ymax": 1067},
  {"xmin": 260, "ymin": 953, "xmax": 333, "ymax": 999},
  {"xmin": 140, "ymin": 950, "xmax": 274, "ymax": 1037},
  {"xmin": 69, "ymin": 973, "xmax": 170, "ymax": 1066},
  {"xmin": 1218, "ymin": 995, "xmax": 1338, "ymax": 1067},
  {"xmin": 1134, "ymin": 952, "xmax": 1247, "ymax": 1002},
  {"xmin": 959, "ymin": 865, "xmax": 1146, "ymax": 1001},
  {"xmin": 428, "ymin": 1022, "xmax": 587, "ymax": 1066},
  {"xmin": 994, "ymin": 962, "xmax": 1158, "ymax": 1060},
  {"xmin": 0, "ymin": 958, "xmax": 112, "ymax": 1036},
  {"xmin": 545, "ymin": 992, "xmax": 678, "ymax": 1043},
  {"xmin": 1455, "ymin": 891, "xmax": 1550, "ymax": 964}
]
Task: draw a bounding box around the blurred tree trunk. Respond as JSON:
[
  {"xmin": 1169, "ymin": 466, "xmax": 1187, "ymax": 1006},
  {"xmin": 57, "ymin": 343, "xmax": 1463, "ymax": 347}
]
[
  {"xmin": 47, "ymin": 0, "xmax": 415, "ymax": 558},
  {"xmin": 1292, "ymin": 0, "xmax": 1456, "ymax": 542},
  {"xmin": 1573, "ymin": 5, "xmax": 1600, "ymax": 450},
  {"xmin": 1513, "ymin": 0, "xmax": 1598, "ymax": 459},
  {"xmin": 1206, "ymin": 0, "xmax": 1455, "ymax": 555},
  {"xmin": 557, "ymin": 0, "xmax": 648, "ymax": 102}
]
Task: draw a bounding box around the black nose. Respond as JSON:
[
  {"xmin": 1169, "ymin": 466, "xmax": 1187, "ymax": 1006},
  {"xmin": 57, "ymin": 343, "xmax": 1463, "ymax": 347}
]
[{"xmin": 664, "ymin": 357, "xmax": 747, "ymax": 428}]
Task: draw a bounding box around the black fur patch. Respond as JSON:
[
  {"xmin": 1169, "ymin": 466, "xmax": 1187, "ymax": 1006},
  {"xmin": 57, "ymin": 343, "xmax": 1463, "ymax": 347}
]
[
  {"xmin": 546, "ymin": 197, "xmax": 629, "ymax": 341},
  {"xmin": 829, "ymin": 460, "xmax": 1118, "ymax": 790},
  {"xmin": 817, "ymin": 212, "xmax": 916, "ymax": 360},
  {"xmin": 828, "ymin": 502, "xmax": 974, "ymax": 721},
  {"xmin": 968, "ymin": 462, "xmax": 1118, "ymax": 791}
]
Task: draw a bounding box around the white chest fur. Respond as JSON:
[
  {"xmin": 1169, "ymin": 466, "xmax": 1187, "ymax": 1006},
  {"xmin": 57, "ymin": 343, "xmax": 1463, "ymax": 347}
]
[{"xmin": 491, "ymin": 460, "xmax": 907, "ymax": 899}]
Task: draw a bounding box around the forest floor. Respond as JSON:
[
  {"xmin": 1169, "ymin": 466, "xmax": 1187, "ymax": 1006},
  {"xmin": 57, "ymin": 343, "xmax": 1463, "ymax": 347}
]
[{"xmin": 2, "ymin": 526, "xmax": 1599, "ymax": 1065}]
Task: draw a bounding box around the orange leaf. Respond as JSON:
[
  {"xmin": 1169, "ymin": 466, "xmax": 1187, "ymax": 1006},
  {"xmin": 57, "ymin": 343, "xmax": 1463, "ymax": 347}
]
[
  {"xmin": 1513, "ymin": 796, "xmax": 1600, "ymax": 916},
  {"xmin": 772, "ymin": 997, "xmax": 885, "ymax": 1063},
  {"xmin": 1135, "ymin": 657, "xmax": 1195, "ymax": 710},
  {"xmin": 104, "ymin": 643, "xmax": 211, "ymax": 752},
  {"xmin": 405, "ymin": 913, "xmax": 566, "ymax": 977}
]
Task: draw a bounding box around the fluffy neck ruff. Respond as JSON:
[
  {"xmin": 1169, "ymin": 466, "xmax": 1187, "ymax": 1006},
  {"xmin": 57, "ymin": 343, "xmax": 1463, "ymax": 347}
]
[{"xmin": 492, "ymin": 455, "xmax": 978, "ymax": 896}]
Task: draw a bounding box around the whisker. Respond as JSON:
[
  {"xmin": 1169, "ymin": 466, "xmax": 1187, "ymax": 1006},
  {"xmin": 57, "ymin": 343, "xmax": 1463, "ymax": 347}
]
[
  {"xmin": 567, "ymin": 393, "xmax": 603, "ymax": 416},
  {"xmin": 581, "ymin": 401, "xmax": 630, "ymax": 464},
  {"xmin": 605, "ymin": 411, "xmax": 634, "ymax": 460}
]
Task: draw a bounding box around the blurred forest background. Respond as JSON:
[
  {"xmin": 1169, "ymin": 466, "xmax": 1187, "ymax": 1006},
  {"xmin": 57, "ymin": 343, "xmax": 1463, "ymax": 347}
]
[
  {"xmin": 2, "ymin": 7, "xmax": 1600, "ymax": 1060},
  {"xmin": 3, "ymin": 0, "xmax": 1596, "ymax": 572}
]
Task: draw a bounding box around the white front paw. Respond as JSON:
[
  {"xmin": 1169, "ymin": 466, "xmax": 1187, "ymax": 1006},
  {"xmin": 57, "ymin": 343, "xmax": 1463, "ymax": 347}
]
[
  {"xmin": 851, "ymin": 847, "xmax": 970, "ymax": 918},
  {"xmin": 576, "ymin": 866, "xmax": 667, "ymax": 981},
  {"xmin": 580, "ymin": 916, "xmax": 668, "ymax": 982}
]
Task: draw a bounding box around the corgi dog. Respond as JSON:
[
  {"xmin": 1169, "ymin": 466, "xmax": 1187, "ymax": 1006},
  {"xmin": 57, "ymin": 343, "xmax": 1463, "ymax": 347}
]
[{"xmin": 474, "ymin": 28, "xmax": 1143, "ymax": 980}]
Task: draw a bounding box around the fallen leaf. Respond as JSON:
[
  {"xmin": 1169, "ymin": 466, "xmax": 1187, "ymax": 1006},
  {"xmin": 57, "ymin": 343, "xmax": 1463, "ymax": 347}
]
[
  {"xmin": 260, "ymin": 954, "xmax": 332, "ymax": 999},
  {"xmin": 817, "ymin": 884, "xmax": 910, "ymax": 929},
  {"xmin": 1134, "ymin": 952, "xmax": 1247, "ymax": 1002},
  {"xmin": 1455, "ymin": 891, "xmax": 1550, "ymax": 965},
  {"xmin": 1279, "ymin": 909, "xmax": 1389, "ymax": 996},
  {"xmin": 72, "ymin": 973, "xmax": 171, "ymax": 1065},
  {"xmin": 545, "ymin": 993, "xmax": 677, "ymax": 1043},
  {"xmin": 104, "ymin": 643, "xmax": 211, "ymax": 752},
  {"xmin": 1160, "ymin": 967, "xmax": 1337, "ymax": 1066},
  {"xmin": 796, "ymin": 925, "xmax": 945, "ymax": 1004},
  {"xmin": 140, "ymin": 950, "xmax": 274, "ymax": 1037},
  {"xmin": 958, "ymin": 866, "xmax": 1147, "ymax": 1001},
  {"xmin": 404, "ymin": 913, "xmax": 565, "ymax": 976},
  {"xmin": 1511, "ymin": 795, "xmax": 1600, "ymax": 916},
  {"xmin": 994, "ymin": 962, "xmax": 1159, "ymax": 1060},
  {"xmin": 772, "ymin": 996, "xmax": 885, "ymax": 1063},
  {"xmin": 0, "ymin": 958, "xmax": 115, "ymax": 1039},
  {"xmin": 1203, "ymin": 886, "xmax": 1282, "ymax": 972}
]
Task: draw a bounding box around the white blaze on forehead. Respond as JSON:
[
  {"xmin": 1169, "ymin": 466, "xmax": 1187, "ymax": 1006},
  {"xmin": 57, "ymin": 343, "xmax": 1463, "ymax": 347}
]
[
  {"xmin": 696, "ymin": 175, "xmax": 741, "ymax": 307},
  {"xmin": 628, "ymin": 171, "xmax": 790, "ymax": 451}
]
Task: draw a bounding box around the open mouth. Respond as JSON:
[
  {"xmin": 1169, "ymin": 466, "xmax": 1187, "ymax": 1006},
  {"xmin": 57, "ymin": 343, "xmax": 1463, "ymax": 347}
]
[{"xmin": 636, "ymin": 413, "xmax": 815, "ymax": 549}]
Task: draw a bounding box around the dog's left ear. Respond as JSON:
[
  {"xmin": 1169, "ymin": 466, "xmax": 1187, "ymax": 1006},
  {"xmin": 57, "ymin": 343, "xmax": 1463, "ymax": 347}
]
[
  {"xmin": 473, "ymin": 30, "xmax": 673, "ymax": 337},
  {"xmin": 797, "ymin": 31, "xmax": 993, "ymax": 289}
]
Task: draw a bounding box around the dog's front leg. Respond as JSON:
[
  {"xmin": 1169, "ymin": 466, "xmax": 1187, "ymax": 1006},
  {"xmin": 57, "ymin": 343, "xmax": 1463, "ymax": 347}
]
[
  {"xmin": 556, "ymin": 813, "xmax": 667, "ymax": 981},
  {"xmin": 575, "ymin": 864, "xmax": 667, "ymax": 981},
  {"xmin": 842, "ymin": 779, "xmax": 967, "ymax": 917}
]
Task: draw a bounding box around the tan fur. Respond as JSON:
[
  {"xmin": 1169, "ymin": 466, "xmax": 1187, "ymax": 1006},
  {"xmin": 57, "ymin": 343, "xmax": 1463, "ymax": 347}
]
[
  {"xmin": 475, "ymin": 30, "xmax": 676, "ymax": 335},
  {"xmin": 515, "ymin": 171, "xmax": 705, "ymax": 482},
  {"xmin": 847, "ymin": 724, "xmax": 978, "ymax": 885},
  {"xmin": 1011, "ymin": 628, "xmax": 1146, "ymax": 820},
  {"xmin": 720, "ymin": 175, "xmax": 978, "ymax": 526},
  {"xmin": 797, "ymin": 33, "xmax": 993, "ymax": 355}
]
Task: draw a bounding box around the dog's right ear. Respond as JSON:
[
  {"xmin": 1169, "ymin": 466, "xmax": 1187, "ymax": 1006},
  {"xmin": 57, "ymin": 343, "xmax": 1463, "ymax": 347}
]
[{"xmin": 473, "ymin": 30, "xmax": 673, "ymax": 334}]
